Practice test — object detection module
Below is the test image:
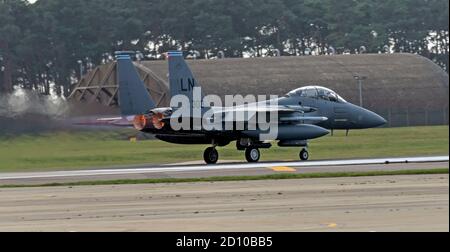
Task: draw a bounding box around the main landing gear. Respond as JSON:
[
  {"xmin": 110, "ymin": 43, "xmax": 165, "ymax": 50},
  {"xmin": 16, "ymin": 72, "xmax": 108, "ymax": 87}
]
[
  {"xmin": 237, "ymin": 139, "xmax": 270, "ymax": 163},
  {"xmin": 203, "ymin": 146, "xmax": 262, "ymax": 164},
  {"xmin": 245, "ymin": 148, "xmax": 260, "ymax": 163},
  {"xmin": 203, "ymin": 147, "xmax": 219, "ymax": 164},
  {"xmin": 299, "ymin": 148, "xmax": 309, "ymax": 161}
]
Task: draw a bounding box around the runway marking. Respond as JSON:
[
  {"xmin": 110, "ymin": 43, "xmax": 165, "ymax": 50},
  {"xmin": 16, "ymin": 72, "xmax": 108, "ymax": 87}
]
[
  {"xmin": 271, "ymin": 166, "xmax": 296, "ymax": 172},
  {"xmin": 0, "ymin": 156, "xmax": 447, "ymax": 180},
  {"xmin": 327, "ymin": 223, "xmax": 338, "ymax": 228}
]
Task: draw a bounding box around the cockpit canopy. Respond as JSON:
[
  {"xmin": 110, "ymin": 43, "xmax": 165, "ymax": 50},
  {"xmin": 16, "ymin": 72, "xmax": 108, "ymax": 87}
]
[{"xmin": 286, "ymin": 86, "xmax": 347, "ymax": 103}]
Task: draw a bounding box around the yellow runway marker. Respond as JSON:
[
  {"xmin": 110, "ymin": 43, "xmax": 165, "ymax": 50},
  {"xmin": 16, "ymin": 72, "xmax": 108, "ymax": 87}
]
[
  {"xmin": 270, "ymin": 166, "xmax": 297, "ymax": 172},
  {"xmin": 327, "ymin": 223, "xmax": 338, "ymax": 228}
]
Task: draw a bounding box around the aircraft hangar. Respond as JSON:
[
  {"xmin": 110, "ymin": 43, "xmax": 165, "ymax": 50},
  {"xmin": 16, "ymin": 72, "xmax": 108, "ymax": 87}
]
[{"xmin": 69, "ymin": 53, "xmax": 449, "ymax": 127}]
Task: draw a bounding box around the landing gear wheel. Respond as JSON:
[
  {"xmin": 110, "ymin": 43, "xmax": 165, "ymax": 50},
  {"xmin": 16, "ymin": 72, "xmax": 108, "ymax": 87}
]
[
  {"xmin": 204, "ymin": 147, "xmax": 219, "ymax": 164},
  {"xmin": 299, "ymin": 149, "xmax": 309, "ymax": 161},
  {"xmin": 245, "ymin": 148, "xmax": 260, "ymax": 163}
]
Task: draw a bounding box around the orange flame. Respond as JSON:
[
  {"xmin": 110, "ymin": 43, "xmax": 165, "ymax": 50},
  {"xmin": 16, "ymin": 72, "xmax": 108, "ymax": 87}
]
[
  {"xmin": 152, "ymin": 113, "xmax": 165, "ymax": 129},
  {"xmin": 133, "ymin": 114, "xmax": 165, "ymax": 131},
  {"xmin": 133, "ymin": 115, "xmax": 147, "ymax": 131}
]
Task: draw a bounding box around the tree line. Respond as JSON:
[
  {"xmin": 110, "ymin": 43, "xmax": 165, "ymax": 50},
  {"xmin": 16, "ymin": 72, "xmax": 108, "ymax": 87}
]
[{"xmin": 0, "ymin": 0, "xmax": 448, "ymax": 97}]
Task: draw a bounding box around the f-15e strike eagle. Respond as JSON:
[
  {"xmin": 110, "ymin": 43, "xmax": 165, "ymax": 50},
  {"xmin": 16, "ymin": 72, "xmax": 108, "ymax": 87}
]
[{"xmin": 92, "ymin": 51, "xmax": 386, "ymax": 164}]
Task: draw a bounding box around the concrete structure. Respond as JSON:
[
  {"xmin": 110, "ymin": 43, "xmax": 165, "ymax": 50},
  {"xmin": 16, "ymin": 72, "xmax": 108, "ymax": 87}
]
[
  {"xmin": 69, "ymin": 53, "xmax": 449, "ymax": 127},
  {"xmin": 69, "ymin": 61, "xmax": 170, "ymax": 108}
]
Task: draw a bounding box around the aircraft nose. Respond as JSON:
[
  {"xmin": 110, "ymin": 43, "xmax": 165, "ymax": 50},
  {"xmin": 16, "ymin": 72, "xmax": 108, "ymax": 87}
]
[
  {"xmin": 373, "ymin": 113, "xmax": 387, "ymax": 127},
  {"xmin": 363, "ymin": 109, "xmax": 387, "ymax": 128},
  {"xmin": 349, "ymin": 104, "xmax": 387, "ymax": 129}
]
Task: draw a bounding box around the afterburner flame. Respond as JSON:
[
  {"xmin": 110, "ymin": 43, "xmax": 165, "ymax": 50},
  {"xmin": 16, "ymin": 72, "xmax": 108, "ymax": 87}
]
[
  {"xmin": 133, "ymin": 115, "xmax": 147, "ymax": 131},
  {"xmin": 133, "ymin": 113, "xmax": 165, "ymax": 131},
  {"xmin": 152, "ymin": 113, "xmax": 165, "ymax": 129}
]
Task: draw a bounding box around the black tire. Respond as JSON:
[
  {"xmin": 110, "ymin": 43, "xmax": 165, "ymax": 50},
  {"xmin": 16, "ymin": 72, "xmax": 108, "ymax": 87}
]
[
  {"xmin": 204, "ymin": 147, "xmax": 219, "ymax": 164},
  {"xmin": 299, "ymin": 149, "xmax": 309, "ymax": 161},
  {"xmin": 245, "ymin": 148, "xmax": 260, "ymax": 163}
]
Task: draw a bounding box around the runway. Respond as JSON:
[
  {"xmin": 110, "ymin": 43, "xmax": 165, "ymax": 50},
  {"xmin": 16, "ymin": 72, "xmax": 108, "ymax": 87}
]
[
  {"xmin": 0, "ymin": 174, "xmax": 447, "ymax": 231},
  {"xmin": 0, "ymin": 156, "xmax": 448, "ymax": 185}
]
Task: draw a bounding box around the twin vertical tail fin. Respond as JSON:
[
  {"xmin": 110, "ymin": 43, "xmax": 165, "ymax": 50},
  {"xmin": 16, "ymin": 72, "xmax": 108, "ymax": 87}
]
[
  {"xmin": 168, "ymin": 51, "xmax": 203, "ymax": 108},
  {"xmin": 116, "ymin": 51, "xmax": 155, "ymax": 116},
  {"xmin": 116, "ymin": 50, "xmax": 202, "ymax": 116}
]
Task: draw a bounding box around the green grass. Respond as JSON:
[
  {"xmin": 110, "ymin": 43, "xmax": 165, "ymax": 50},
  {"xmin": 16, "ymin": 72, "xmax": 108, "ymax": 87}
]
[
  {"xmin": 0, "ymin": 126, "xmax": 448, "ymax": 172},
  {"xmin": 0, "ymin": 168, "xmax": 447, "ymax": 188}
]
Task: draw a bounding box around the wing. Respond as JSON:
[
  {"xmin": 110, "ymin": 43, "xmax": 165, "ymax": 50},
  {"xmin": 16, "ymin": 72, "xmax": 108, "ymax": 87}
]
[{"xmin": 211, "ymin": 105, "xmax": 327, "ymax": 124}]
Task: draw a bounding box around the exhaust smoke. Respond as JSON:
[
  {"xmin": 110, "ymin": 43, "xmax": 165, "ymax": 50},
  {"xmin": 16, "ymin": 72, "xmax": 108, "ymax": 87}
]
[{"xmin": 0, "ymin": 89, "xmax": 119, "ymax": 135}]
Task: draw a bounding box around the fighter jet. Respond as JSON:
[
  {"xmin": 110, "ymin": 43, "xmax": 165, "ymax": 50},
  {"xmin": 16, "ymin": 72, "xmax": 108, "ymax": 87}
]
[{"xmin": 95, "ymin": 51, "xmax": 386, "ymax": 164}]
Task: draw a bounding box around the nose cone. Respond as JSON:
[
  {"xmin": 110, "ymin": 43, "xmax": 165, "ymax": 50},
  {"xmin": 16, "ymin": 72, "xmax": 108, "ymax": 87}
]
[
  {"xmin": 347, "ymin": 103, "xmax": 387, "ymax": 129},
  {"xmin": 359, "ymin": 108, "xmax": 387, "ymax": 128},
  {"xmin": 369, "ymin": 112, "xmax": 387, "ymax": 128}
]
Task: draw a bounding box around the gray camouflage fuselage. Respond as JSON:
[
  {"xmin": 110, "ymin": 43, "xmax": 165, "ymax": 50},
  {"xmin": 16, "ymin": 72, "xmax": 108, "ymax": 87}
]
[{"xmin": 112, "ymin": 50, "xmax": 386, "ymax": 163}]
